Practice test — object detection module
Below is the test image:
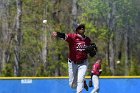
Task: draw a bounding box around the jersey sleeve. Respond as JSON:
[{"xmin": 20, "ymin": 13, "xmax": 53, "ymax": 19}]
[{"xmin": 65, "ymin": 33, "xmax": 75, "ymax": 43}]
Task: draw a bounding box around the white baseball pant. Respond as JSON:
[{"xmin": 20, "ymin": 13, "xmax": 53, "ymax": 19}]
[
  {"xmin": 90, "ymin": 75, "xmax": 99, "ymax": 93},
  {"xmin": 68, "ymin": 59, "xmax": 88, "ymax": 93}
]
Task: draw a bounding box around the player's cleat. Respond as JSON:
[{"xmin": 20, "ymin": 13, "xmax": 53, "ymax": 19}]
[
  {"xmin": 89, "ymin": 80, "xmax": 93, "ymax": 87},
  {"xmin": 84, "ymin": 80, "xmax": 88, "ymax": 91}
]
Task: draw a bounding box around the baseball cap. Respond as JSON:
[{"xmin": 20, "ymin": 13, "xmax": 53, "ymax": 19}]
[{"xmin": 73, "ymin": 23, "xmax": 85, "ymax": 31}]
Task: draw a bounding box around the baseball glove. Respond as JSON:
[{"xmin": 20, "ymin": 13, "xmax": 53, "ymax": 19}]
[{"xmin": 85, "ymin": 43, "xmax": 97, "ymax": 57}]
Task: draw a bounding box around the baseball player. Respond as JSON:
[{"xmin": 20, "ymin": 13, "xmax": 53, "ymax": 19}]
[
  {"xmin": 52, "ymin": 24, "xmax": 97, "ymax": 93},
  {"xmin": 89, "ymin": 58, "xmax": 102, "ymax": 93}
]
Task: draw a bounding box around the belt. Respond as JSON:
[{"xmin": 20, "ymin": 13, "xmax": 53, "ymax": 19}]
[
  {"xmin": 69, "ymin": 59, "xmax": 85, "ymax": 64},
  {"xmin": 74, "ymin": 61, "xmax": 84, "ymax": 64}
]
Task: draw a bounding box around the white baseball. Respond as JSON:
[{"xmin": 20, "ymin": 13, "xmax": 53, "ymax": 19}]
[
  {"xmin": 116, "ymin": 60, "xmax": 120, "ymax": 64},
  {"xmin": 43, "ymin": 20, "xmax": 47, "ymax": 23}
]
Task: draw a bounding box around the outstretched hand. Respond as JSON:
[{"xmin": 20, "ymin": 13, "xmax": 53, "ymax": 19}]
[{"xmin": 52, "ymin": 32, "xmax": 57, "ymax": 37}]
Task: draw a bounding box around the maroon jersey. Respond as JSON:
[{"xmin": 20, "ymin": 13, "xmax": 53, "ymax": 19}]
[
  {"xmin": 91, "ymin": 62, "xmax": 101, "ymax": 76},
  {"xmin": 65, "ymin": 33, "xmax": 91, "ymax": 63}
]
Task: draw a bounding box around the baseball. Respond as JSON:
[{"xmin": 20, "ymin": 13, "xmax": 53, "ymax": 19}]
[
  {"xmin": 43, "ymin": 20, "xmax": 47, "ymax": 24},
  {"xmin": 116, "ymin": 60, "xmax": 120, "ymax": 64}
]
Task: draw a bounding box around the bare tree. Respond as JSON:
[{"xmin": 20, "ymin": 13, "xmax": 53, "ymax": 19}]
[
  {"xmin": 72, "ymin": 0, "xmax": 78, "ymax": 22},
  {"xmin": 71, "ymin": 0, "xmax": 78, "ymax": 33},
  {"xmin": 0, "ymin": 0, "xmax": 10, "ymax": 74},
  {"xmin": 14, "ymin": 0, "xmax": 22, "ymax": 76},
  {"xmin": 42, "ymin": 4, "xmax": 47, "ymax": 66},
  {"xmin": 107, "ymin": 1, "xmax": 117, "ymax": 75}
]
